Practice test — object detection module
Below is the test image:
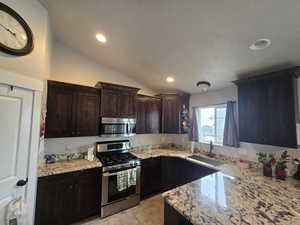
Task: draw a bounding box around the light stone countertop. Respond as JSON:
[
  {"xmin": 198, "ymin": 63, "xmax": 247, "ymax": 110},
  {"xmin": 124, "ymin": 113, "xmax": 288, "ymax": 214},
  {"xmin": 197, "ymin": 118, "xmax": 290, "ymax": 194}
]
[
  {"xmin": 131, "ymin": 149, "xmax": 193, "ymax": 160},
  {"xmin": 162, "ymin": 158, "xmax": 300, "ymax": 225},
  {"xmin": 38, "ymin": 149, "xmax": 191, "ymax": 178},
  {"xmin": 38, "ymin": 159, "xmax": 102, "ymax": 177}
]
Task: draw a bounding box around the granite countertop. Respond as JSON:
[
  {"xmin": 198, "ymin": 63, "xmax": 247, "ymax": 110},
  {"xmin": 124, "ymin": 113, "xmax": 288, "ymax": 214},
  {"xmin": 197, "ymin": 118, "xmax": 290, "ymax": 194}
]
[
  {"xmin": 38, "ymin": 159, "xmax": 102, "ymax": 177},
  {"xmin": 132, "ymin": 149, "xmax": 192, "ymax": 160},
  {"xmin": 38, "ymin": 149, "xmax": 191, "ymax": 178},
  {"xmin": 163, "ymin": 159, "xmax": 300, "ymax": 225}
]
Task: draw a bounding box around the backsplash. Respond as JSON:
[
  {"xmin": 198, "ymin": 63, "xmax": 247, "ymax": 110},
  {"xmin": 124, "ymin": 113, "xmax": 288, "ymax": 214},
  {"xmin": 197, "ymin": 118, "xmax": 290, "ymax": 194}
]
[
  {"xmin": 43, "ymin": 133, "xmax": 300, "ymax": 165},
  {"xmin": 42, "ymin": 134, "xmax": 178, "ymax": 161}
]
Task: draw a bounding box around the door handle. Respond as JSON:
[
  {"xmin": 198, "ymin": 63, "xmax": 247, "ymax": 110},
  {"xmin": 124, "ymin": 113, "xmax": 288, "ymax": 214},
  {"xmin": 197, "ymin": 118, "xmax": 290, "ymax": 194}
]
[{"xmin": 16, "ymin": 178, "xmax": 28, "ymax": 187}]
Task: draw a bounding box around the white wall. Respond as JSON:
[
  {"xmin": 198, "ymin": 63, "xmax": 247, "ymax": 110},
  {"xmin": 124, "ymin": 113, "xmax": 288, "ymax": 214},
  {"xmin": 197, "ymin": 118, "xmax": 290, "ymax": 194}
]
[
  {"xmin": 189, "ymin": 86, "xmax": 300, "ymax": 162},
  {"xmin": 0, "ymin": 0, "xmax": 51, "ymax": 80},
  {"xmin": 50, "ymin": 40, "xmax": 156, "ymax": 96},
  {"xmin": 0, "ymin": 1, "xmax": 50, "ymax": 224}
]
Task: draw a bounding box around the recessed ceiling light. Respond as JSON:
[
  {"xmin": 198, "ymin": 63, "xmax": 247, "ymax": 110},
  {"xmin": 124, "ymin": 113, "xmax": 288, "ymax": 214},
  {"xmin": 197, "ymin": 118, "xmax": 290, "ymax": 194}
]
[
  {"xmin": 166, "ymin": 77, "xmax": 175, "ymax": 83},
  {"xmin": 96, "ymin": 33, "xmax": 107, "ymax": 43},
  {"xmin": 249, "ymin": 38, "xmax": 271, "ymax": 50}
]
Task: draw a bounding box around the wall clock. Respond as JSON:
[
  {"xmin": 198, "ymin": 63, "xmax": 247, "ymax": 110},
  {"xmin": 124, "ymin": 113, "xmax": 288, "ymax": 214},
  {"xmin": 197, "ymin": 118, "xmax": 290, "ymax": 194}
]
[{"xmin": 0, "ymin": 2, "xmax": 34, "ymax": 56}]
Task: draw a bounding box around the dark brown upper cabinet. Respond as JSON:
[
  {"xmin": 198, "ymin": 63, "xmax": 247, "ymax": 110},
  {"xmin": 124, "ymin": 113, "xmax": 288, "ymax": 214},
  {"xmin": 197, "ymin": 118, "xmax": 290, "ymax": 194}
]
[
  {"xmin": 136, "ymin": 95, "xmax": 161, "ymax": 134},
  {"xmin": 96, "ymin": 82, "xmax": 140, "ymax": 118},
  {"xmin": 159, "ymin": 92, "xmax": 190, "ymax": 134},
  {"xmin": 234, "ymin": 67, "xmax": 300, "ymax": 148},
  {"xmin": 45, "ymin": 81, "xmax": 100, "ymax": 138}
]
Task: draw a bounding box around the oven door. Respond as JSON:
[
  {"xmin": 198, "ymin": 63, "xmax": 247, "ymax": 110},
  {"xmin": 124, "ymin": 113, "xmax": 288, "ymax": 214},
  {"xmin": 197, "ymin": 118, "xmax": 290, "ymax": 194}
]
[{"xmin": 101, "ymin": 166, "xmax": 140, "ymax": 206}]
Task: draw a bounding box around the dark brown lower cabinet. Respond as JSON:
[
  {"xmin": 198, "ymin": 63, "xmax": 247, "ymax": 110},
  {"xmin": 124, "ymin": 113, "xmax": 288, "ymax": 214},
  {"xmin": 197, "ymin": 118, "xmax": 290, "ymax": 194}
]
[
  {"xmin": 141, "ymin": 156, "xmax": 216, "ymax": 198},
  {"xmin": 35, "ymin": 168, "xmax": 101, "ymax": 225},
  {"xmin": 141, "ymin": 157, "xmax": 162, "ymax": 198},
  {"xmin": 164, "ymin": 200, "xmax": 192, "ymax": 225}
]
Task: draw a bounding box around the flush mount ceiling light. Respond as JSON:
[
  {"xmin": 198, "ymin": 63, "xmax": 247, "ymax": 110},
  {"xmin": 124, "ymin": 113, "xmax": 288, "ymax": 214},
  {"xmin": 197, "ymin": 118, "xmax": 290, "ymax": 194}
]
[
  {"xmin": 196, "ymin": 81, "xmax": 211, "ymax": 92},
  {"xmin": 249, "ymin": 38, "xmax": 271, "ymax": 50},
  {"xmin": 96, "ymin": 33, "xmax": 107, "ymax": 43},
  {"xmin": 166, "ymin": 77, "xmax": 175, "ymax": 83}
]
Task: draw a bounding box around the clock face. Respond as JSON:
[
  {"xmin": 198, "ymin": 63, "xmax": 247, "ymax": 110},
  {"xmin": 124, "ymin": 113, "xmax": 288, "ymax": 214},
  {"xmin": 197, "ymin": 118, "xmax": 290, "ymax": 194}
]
[
  {"xmin": 0, "ymin": 10, "xmax": 28, "ymax": 50},
  {"xmin": 0, "ymin": 3, "xmax": 33, "ymax": 56}
]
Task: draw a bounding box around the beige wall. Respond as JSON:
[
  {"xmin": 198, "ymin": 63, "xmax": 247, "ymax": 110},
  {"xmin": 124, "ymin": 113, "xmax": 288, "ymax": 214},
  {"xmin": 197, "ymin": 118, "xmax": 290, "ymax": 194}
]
[
  {"xmin": 0, "ymin": 0, "xmax": 51, "ymax": 80},
  {"xmin": 50, "ymin": 40, "xmax": 156, "ymax": 96},
  {"xmin": 190, "ymin": 86, "xmax": 237, "ymax": 108}
]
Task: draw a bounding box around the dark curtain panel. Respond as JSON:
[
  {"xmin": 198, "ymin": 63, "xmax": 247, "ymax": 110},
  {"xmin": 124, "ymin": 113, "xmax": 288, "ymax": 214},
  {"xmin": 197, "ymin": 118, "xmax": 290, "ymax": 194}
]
[
  {"xmin": 223, "ymin": 101, "xmax": 240, "ymax": 147},
  {"xmin": 189, "ymin": 107, "xmax": 199, "ymax": 142}
]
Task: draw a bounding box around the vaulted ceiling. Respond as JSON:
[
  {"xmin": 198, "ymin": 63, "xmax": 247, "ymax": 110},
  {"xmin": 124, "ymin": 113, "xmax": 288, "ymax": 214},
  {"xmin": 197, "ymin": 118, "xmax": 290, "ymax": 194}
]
[{"xmin": 41, "ymin": 0, "xmax": 300, "ymax": 93}]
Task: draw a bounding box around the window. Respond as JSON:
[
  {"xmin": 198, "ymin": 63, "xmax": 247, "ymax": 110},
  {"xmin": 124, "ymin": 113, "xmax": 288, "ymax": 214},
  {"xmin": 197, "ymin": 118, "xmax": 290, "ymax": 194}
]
[{"xmin": 196, "ymin": 104, "xmax": 227, "ymax": 145}]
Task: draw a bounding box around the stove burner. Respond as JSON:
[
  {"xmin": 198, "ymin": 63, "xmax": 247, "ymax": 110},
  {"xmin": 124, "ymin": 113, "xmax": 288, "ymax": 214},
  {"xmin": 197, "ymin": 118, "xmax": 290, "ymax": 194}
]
[{"xmin": 97, "ymin": 152, "xmax": 138, "ymax": 166}]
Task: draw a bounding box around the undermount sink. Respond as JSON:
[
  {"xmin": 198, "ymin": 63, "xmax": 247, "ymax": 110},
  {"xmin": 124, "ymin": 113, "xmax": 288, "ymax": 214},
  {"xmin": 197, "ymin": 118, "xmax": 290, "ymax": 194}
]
[{"xmin": 188, "ymin": 155, "xmax": 223, "ymax": 167}]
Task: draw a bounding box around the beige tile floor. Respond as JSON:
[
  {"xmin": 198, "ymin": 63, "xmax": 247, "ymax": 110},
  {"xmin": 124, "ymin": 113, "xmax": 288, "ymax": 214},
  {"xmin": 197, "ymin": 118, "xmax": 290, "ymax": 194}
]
[{"xmin": 74, "ymin": 195, "xmax": 164, "ymax": 225}]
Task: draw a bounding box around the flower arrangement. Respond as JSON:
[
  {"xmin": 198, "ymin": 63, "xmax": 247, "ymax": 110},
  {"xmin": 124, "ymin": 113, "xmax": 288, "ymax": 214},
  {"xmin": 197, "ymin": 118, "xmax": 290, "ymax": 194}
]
[
  {"xmin": 275, "ymin": 151, "xmax": 290, "ymax": 180},
  {"xmin": 256, "ymin": 152, "xmax": 276, "ymax": 177}
]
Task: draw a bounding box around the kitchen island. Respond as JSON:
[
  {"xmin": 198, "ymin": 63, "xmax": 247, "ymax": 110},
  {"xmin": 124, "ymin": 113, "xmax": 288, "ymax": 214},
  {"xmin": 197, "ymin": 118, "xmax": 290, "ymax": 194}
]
[{"xmin": 163, "ymin": 160, "xmax": 300, "ymax": 225}]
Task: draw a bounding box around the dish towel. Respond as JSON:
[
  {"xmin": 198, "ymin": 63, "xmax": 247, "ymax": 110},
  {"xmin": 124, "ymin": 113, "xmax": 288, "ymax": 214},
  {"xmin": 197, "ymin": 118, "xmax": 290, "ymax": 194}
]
[
  {"xmin": 128, "ymin": 168, "xmax": 137, "ymax": 187},
  {"xmin": 117, "ymin": 168, "xmax": 137, "ymax": 192},
  {"xmin": 117, "ymin": 170, "xmax": 128, "ymax": 192}
]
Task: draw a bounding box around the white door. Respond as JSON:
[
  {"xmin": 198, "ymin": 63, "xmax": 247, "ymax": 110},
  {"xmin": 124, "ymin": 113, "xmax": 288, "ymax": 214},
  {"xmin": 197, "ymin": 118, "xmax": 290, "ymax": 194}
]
[{"xmin": 0, "ymin": 84, "xmax": 34, "ymax": 225}]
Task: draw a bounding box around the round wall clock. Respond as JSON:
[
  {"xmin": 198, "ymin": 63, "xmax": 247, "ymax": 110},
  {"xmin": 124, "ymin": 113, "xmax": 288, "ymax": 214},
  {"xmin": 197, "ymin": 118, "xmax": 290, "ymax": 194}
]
[{"xmin": 0, "ymin": 2, "xmax": 34, "ymax": 56}]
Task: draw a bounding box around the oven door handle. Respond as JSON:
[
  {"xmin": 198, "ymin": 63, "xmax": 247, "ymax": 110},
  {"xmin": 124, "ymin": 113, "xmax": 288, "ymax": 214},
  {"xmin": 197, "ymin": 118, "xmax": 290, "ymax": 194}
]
[
  {"xmin": 103, "ymin": 172, "xmax": 121, "ymax": 177},
  {"xmin": 103, "ymin": 167, "xmax": 137, "ymax": 177}
]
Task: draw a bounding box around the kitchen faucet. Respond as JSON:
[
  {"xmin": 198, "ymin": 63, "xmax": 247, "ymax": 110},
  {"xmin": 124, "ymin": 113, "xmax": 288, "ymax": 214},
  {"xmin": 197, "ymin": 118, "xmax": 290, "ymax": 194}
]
[{"xmin": 207, "ymin": 141, "xmax": 216, "ymax": 158}]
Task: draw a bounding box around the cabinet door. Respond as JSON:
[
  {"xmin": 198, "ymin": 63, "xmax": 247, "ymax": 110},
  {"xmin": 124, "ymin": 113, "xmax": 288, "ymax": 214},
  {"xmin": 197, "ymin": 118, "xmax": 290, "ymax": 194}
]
[
  {"xmin": 141, "ymin": 157, "xmax": 161, "ymax": 198},
  {"xmin": 161, "ymin": 157, "xmax": 181, "ymax": 191},
  {"xmin": 238, "ymin": 80, "xmax": 269, "ymax": 145},
  {"xmin": 146, "ymin": 98, "xmax": 161, "ymax": 133},
  {"xmin": 76, "ymin": 91, "xmax": 100, "ymax": 136},
  {"xmin": 136, "ymin": 97, "xmax": 147, "ymax": 134},
  {"xmin": 35, "ymin": 174, "xmax": 76, "ymax": 225},
  {"xmin": 119, "ymin": 93, "xmax": 136, "ymax": 118},
  {"xmin": 267, "ymin": 75, "xmax": 297, "ymax": 148},
  {"xmin": 45, "ymin": 84, "xmax": 76, "ymax": 138},
  {"xmin": 75, "ymin": 168, "xmax": 102, "ymax": 220},
  {"xmin": 101, "ymin": 89, "xmax": 119, "ymax": 117},
  {"xmin": 162, "ymin": 96, "xmax": 180, "ymax": 133},
  {"xmin": 183, "ymin": 161, "xmax": 216, "ymax": 183}
]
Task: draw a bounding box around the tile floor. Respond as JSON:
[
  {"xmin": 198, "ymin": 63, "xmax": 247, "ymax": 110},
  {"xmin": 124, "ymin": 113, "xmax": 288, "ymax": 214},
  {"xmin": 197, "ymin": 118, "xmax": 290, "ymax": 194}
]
[{"xmin": 74, "ymin": 195, "xmax": 164, "ymax": 225}]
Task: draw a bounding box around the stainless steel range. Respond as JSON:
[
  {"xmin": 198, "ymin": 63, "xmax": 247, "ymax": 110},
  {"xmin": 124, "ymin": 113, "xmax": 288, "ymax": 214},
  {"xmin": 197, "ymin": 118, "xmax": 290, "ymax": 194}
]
[{"xmin": 96, "ymin": 140, "xmax": 141, "ymax": 218}]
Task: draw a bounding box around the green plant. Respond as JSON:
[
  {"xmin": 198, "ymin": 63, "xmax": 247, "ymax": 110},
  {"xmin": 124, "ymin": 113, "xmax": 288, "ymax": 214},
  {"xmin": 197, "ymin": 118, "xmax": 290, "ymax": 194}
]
[
  {"xmin": 257, "ymin": 152, "xmax": 267, "ymax": 164},
  {"xmin": 256, "ymin": 152, "xmax": 276, "ymax": 166},
  {"xmin": 276, "ymin": 151, "xmax": 290, "ymax": 170}
]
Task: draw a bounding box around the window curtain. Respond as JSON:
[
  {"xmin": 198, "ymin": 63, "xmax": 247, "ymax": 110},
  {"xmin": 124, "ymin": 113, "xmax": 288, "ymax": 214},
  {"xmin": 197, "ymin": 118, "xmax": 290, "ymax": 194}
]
[
  {"xmin": 223, "ymin": 101, "xmax": 239, "ymax": 147},
  {"xmin": 189, "ymin": 107, "xmax": 199, "ymax": 142}
]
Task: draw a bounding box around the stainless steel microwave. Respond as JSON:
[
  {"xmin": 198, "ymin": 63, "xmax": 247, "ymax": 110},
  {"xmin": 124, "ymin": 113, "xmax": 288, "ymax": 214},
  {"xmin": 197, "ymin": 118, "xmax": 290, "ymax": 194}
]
[{"xmin": 100, "ymin": 117, "xmax": 136, "ymax": 137}]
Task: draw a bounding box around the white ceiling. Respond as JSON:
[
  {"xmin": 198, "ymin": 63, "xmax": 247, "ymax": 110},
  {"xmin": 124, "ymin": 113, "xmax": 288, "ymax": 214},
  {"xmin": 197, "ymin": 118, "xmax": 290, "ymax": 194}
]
[{"xmin": 41, "ymin": 0, "xmax": 300, "ymax": 93}]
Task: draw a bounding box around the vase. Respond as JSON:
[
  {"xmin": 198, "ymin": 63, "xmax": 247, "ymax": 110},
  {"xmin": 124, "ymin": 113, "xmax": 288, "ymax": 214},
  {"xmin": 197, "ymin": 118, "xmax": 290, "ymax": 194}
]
[
  {"xmin": 263, "ymin": 165, "xmax": 272, "ymax": 177},
  {"xmin": 275, "ymin": 167, "xmax": 287, "ymax": 180}
]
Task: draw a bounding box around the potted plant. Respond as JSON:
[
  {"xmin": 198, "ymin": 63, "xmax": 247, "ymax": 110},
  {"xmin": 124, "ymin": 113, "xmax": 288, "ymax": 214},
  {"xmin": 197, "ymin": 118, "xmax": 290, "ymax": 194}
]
[
  {"xmin": 275, "ymin": 151, "xmax": 290, "ymax": 180},
  {"xmin": 257, "ymin": 152, "xmax": 276, "ymax": 177}
]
